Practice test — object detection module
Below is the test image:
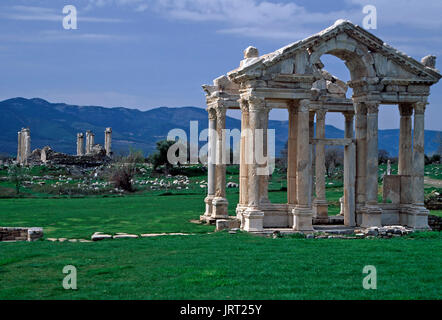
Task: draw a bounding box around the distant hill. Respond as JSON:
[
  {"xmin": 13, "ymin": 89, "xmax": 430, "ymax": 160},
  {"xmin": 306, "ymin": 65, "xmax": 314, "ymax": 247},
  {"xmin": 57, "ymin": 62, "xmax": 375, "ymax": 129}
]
[{"xmin": 0, "ymin": 97, "xmax": 440, "ymax": 157}]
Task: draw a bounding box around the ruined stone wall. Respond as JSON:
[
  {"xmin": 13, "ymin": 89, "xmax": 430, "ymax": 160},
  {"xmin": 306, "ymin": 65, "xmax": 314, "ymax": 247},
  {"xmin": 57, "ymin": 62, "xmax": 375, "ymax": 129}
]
[{"xmin": 0, "ymin": 227, "xmax": 43, "ymax": 242}]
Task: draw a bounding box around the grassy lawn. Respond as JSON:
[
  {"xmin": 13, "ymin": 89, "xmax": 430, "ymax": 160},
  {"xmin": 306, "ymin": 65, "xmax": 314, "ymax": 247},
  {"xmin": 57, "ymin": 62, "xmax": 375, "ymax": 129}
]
[
  {"xmin": 0, "ymin": 232, "xmax": 441, "ymax": 300},
  {"xmin": 0, "ymin": 194, "xmax": 213, "ymax": 238},
  {"xmin": 0, "ymin": 164, "xmax": 441, "ymax": 300}
]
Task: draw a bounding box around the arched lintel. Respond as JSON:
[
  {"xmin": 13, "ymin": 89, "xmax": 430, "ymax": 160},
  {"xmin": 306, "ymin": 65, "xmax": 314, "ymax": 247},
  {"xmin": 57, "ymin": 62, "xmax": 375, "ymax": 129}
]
[{"xmin": 308, "ymin": 34, "xmax": 377, "ymax": 81}]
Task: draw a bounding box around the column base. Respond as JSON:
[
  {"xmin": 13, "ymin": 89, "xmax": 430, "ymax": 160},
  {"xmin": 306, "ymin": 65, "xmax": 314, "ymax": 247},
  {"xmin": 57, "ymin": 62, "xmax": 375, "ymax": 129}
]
[
  {"xmin": 203, "ymin": 195, "xmax": 214, "ymax": 216},
  {"xmin": 241, "ymin": 208, "xmax": 264, "ymax": 232},
  {"xmin": 292, "ymin": 206, "xmax": 314, "ymax": 231},
  {"xmin": 243, "ymin": 207, "xmax": 264, "ymax": 232},
  {"xmin": 312, "ymin": 199, "xmax": 328, "ymax": 221},
  {"xmin": 235, "ymin": 205, "xmax": 247, "ymax": 228},
  {"xmin": 399, "ymin": 204, "xmax": 413, "ymax": 226},
  {"xmin": 407, "ymin": 205, "xmax": 430, "ymax": 230},
  {"xmin": 361, "ymin": 205, "xmax": 382, "ymax": 228},
  {"xmin": 211, "ymin": 197, "xmax": 229, "ymax": 219}
]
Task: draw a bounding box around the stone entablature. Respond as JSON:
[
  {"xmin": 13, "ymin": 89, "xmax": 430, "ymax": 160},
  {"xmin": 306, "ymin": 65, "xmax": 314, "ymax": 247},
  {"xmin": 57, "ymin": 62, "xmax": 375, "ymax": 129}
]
[{"xmin": 201, "ymin": 20, "xmax": 441, "ymax": 232}]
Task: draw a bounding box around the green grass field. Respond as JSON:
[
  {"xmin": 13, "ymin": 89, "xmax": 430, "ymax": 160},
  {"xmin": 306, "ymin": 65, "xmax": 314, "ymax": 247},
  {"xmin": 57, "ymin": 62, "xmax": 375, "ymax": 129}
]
[
  {"xmin": 1, "ymin": 232, "xmax": 441, "ymax": 300},
  {"xmin": 0, "ymin": 164, "xmax": 441, "ymax": 299}
]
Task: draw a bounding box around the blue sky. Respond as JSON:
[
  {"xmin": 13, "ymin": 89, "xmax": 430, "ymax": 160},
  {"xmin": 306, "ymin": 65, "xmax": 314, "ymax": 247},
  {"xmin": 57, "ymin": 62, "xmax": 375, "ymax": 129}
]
[{"xmin": 0, "ymin": 0, "xmax": 441, "ymax": 130}]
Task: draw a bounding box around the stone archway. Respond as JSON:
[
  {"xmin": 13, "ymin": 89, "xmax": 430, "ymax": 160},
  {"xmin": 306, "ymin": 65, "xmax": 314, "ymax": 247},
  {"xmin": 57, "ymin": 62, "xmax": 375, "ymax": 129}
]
[{"xmin": 202, "ymin": 20, "xmax": 441, "ymax": 232}]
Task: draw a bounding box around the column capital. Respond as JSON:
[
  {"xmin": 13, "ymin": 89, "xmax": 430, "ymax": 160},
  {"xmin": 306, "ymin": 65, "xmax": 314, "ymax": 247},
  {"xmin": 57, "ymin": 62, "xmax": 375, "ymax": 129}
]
[
  {"xmin": 366, "ymin": 101, "xmax": 380, "ymax": 114},
  {"xmin": 207, "ymin": 107, "xmax": 217, "ymax": 120},
  {"xmin": 316, "ymin": 109, "xmax": 327, "ymax": 121},
  {"xmin": 354, "ymin": 102, "xmax": 367, "ymax": 115},
  {"xmin": 413, "ymin": 101, "xmax": 427, "ymax": 115},
  {"xmin": 287, "ymin": 100, "xmax": 298, "ymax": 113},
  {"xmin": 299, "ymin": 99, "xmax": 310, "ymax": 112},
  {"xmin": 246, "ymin": 95, "xmax": 266, "ymax": 111},
  {"xmin": 343, "ymin": 112, "xmax": 354, "ymax": 122},
  {"xmin": 398, "ymin": 103, "xmax": 413, "ymax": 117}
]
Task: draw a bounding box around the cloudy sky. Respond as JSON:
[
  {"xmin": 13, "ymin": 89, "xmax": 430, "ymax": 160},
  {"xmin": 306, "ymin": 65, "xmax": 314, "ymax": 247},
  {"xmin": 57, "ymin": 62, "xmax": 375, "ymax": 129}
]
[{"xmin": 0, "ymin": 0, "xmax": 441, "ymax": 130}]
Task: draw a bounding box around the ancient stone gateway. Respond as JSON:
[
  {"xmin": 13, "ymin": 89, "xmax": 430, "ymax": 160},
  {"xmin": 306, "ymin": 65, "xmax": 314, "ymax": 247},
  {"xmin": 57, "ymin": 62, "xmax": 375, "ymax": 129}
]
[{"xmin": 201, "ymin": 20, "xmax": 441, "ymax": 232}]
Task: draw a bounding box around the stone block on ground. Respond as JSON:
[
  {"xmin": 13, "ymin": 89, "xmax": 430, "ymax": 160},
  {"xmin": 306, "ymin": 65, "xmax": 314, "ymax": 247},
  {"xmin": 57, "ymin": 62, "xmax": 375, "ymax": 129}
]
[{"xmin": 215, "ymin": 219, "xmax": 241, "ymax": 232}]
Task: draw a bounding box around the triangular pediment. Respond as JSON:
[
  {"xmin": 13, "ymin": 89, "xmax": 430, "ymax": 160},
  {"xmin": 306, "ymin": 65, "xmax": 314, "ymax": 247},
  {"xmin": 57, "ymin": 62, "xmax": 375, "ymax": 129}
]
[{"xmin": 228, "ymin": 20, "xmax": 441, "ymax": 83}]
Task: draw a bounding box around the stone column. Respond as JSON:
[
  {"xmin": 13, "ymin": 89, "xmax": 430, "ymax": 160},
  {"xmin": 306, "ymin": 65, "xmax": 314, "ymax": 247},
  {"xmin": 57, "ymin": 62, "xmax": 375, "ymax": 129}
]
[
  {"xmin": 104, "ymin": 127, "xmax": 112, "ymax": 156},
  {"xmin": 211, "ymin": 106, "xmax": 229, "ymax": 219},
  {"xmin": 313, "ymin": 109, "xmax": 327, "ymax": 220},
  {"xmin": 17, "ymin": 131, "xmax": 22, "ymax": 163},
  {"xmin": 287, "ymin": 102, "xmax": 298, "ymax": 206},
  {"xmin": 398, "ymin": 104, "xmax": 413, "ymax": 225},
  {"xmin": 90, "ymin": 132, "xmax": 95, "ymax": 151},
  {"xmin": 239, "ymin": 101, "xmax": 249, "ymax": 206},
  {"xmin": 354, "ymin": 103, "xmax": 367, "ymax": 222},
  {"xmin": 203, "ymin": 108, "xmax": 217, "ymax": 218},
  {"xmin": 398, "ymin": 104, "xmax": 413, "ymax": 176},
  {"xmin": 77, "ymin": 133, "xmax": 84, "ymax": 156},
  {"xmin": 339, "ymin": 112, "xmax": 354, "ymax": 217},
  {"xmin": 309, "ymin": 111, "xmax": 315, "ymax": 205},
  {"xmin": 293, "ymin": 99, "xmax": 313, "ymax": 231},
  {"xmin": 344, "ymin": 141, "xmax": 356, "ymax": 227},
  {"xmin": 259, "ymin": 107, "xmax": 270, "ymax": 204},
  {"xmin": 410, "ymin": 101, "xmax": 430, "ymax": 229},
  {"xmin": 22, "ymin": 128, "xmax": 31, "ymax": 165},
  {"xmin": 85, "ymin": 131, "xmax": 91, "ymax": 154},
  {"xmin": 243, "ymin": 96, "xmax": 265, "ymax": 231},
  {"xmin": 362, "ymin": 101, "xmax": 382, "ymax": 227},
  {"xmin": 343, "ymin": 112, "xmax": 356, "ymax": 226}
]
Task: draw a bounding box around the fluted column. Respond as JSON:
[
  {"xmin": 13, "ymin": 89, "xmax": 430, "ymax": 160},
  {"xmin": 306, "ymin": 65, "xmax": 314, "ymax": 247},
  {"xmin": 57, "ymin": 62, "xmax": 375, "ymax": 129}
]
[
  {"xmin": 77, "ymin": 133, "xmax": 84, "ymax": 156},
  {"xmin": 17, "ymin": 131, "xmax": 22, "ymax": 163},
  {"xmin": 85, "ymin": 131, "xmax": 91, "ymax": 154},
  {"xmin": 309, "ymin": 111, "xmax": 315, "ymax": 205},
  {"xmin": 343, "ymin": 112, "xmax": 356, "ymax": 226},
  {"xmin": 243, "ymin": 95, "xmax": 265, "ymax": 231},
  {"xmin": 211, "ymin": 106, "xmax": 229, "ymax": 219},
  {"xmin": 410, "ymin": 101, "xmax": 430, "ymax": 229},
  {"xmin": 362, "ymin": 101, "xmax": 382, "ymax": 227},
  {"xmin": 104, "ymin": 127, "xmax": 112, "ymax": 156},
  {"xmin": 293, "ymin": 99, "xmax": 313, "ymax": 231},
  {"xmin": 239, "ymin": 101, "xmax": 249, "ymax": 206},
  {"xmin": 22, "ymin": 128, "xmax": 31, "ymax": 165},
  {"xmin": 287, "ymin": 102, "xmax": 298, "ymax": 206},
  {"xmin": 398, "ymin": 104, "xmax": 413, "ymax": 221},
  {"xmin": 398, "ymin": 104, "xmax": 413, "ymax": 176},
  {"xmin": 313, "ymin": 109, "xmax": 327, "ymax": 220},
  {"xmin": 259, "ymin": 107, "xmax": 270, "ymax": 203},
  {"xmin": 203, "ymin": 108, "xmax": 217, "ymax": 218},
  {"xmin": 355, "ymin": 103, "xmax": 367, "ymax": 219}
]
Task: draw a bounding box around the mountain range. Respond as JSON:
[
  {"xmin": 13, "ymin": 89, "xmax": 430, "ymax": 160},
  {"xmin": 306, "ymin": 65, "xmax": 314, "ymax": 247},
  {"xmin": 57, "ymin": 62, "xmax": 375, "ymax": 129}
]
[{"xmin": 0, "ymin": 97, "xmax": 440, "ymax": 158}]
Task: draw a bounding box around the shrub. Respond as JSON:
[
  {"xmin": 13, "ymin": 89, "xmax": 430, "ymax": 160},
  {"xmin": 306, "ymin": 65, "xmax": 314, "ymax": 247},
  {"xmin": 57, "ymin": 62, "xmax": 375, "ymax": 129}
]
[
  {"xmin": 8, "ymin": 164, "xmax": 28, "ymax": 194},
  {"xmin": 109, "ymin": 163, "xmax": 136, "ymax": 192}
]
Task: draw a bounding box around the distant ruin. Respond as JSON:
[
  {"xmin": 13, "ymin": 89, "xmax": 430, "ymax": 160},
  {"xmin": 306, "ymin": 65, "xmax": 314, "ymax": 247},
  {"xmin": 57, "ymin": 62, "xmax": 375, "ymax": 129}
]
[{"xmin": 17, "ymin": 127, "xmax": 112, "ymax": 166}]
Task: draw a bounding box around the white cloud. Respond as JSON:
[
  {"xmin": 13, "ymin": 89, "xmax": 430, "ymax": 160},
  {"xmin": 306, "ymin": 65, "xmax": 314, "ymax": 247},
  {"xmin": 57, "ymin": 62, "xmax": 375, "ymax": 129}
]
[
  {"xmin": 85, "ymin": 0, "xmax": 149, "ymax": 12},
  {"xmin": 81, "ymin": 0, "xmax": 442, "ymax": 39},
  {"xmin": 1, "ymin": 5, "xmax": 124, "ymax": 23},
  {"xmin": 347, "ymin": 0, "xmax": 442, "ymax": 29}
]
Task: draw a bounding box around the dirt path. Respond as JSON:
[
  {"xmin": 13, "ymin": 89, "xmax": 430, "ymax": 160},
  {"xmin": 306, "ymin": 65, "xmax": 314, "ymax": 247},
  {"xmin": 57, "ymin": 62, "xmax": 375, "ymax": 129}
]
[{"xmin": 424, "ymin": 177, "xmax": 442, "ymax": 188}]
